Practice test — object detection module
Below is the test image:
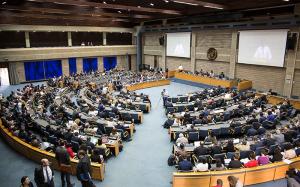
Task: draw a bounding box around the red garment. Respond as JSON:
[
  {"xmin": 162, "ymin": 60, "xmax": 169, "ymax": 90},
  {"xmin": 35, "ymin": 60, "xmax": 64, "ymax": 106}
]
[
  {"xmin": 244, "ymin": 160, "xmax": 258, "ymax": 168},
  {"xmin": 66, "ymin": 146, "xmax": 75, "ymax": 158},
  {"xmin": 212, "ymin": 185, "xmax": 222, "ymax": 187}
]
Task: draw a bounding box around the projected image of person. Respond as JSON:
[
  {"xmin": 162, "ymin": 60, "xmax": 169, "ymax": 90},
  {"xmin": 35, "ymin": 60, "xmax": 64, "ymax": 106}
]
[
  {"xmin": 254, "ymin": 43, "xmax": 272, "ymax": 63},
  {"xmin": 174, "ymin": 44, "xmax": 185, "ymax": 56}
]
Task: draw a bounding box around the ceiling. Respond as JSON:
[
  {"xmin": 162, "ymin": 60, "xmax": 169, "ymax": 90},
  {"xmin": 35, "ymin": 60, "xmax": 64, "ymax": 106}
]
[{"xmin": 0, "ymin": 0, "xmax": 300, "ymax": 27}]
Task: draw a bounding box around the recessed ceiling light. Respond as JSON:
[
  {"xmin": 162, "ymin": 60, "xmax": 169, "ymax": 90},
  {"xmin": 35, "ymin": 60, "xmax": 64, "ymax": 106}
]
[
  {"xmin": 150, "ymin": 3, "xmax": 154, "ymax": 6},
  {"xmin": 283, "ymin": 0, "xmax": 289, "ymax": 1},
  {"xmin": 137, "ymin": 5, "xmax": 141, "ymax": 8},
  {"xmin": 118, "ymin": 10, "xmax": 122, "ymax": 13},
  {"xmin": 2, "ymin": 1, "xmax": 6, "ymax": 5},
  {"xmin": 103, "ymin": 1, "xmax": 107, "ymax": 4},
  {"xmin": 164, "ymin": 0, "xmax": 169, "ymax": 3}
]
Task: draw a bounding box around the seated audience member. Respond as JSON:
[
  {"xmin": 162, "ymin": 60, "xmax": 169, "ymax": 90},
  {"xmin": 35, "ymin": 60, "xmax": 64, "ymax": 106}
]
[
  {"xmin": 90, "ymin": 148, "xmax": 104, "ymax": 164},
  {"xmin": 258, "ymin": 112, "xmax": 266, "ymax": 123},
  {"xmin": 257, "ymin": 149, "xmax": 269, "ymax": 165},
  {"xmin": 210, "ymin": 159, "xmax": 225, "ymax": 171},
  {"xmin": 194, "ymin": 158, "xmax": 209, "ymax": 172},
  {"xmin": 176, "ymin": 133, "xmax": 188, "ymax": 145},
  {"xmin": 283, "ymin": 144, "xmax": 297, "ymax": 159},
  {"xmin": 176, "ymin": 143, "xmax": 188, "ymax": 159},
  {"xmin": 211, "ymin": 143, "xmax": 223, "ymax": 155},
  {"xmin": 227, "ymin": 176, "xmax": 243, "ymax": 187},
  {"xmin": 267, "ymin": 111, "xmax": 276, "ymax": 123},
  {"xmin": 247, "ymin": 127, "xmax": 257, "ymax": 136},
  {"xmin": 228, "ymin": 153, "xmax": 243, "ymax": 169},
  {"xmin": 271, "ymin": 147, "xmax": 283, "ymax": 162},
  {"xmin": 178, "ymin": 156, "xmax": 193, "ymax": 171},
  {"xmin": 235, "ymin": 141, "xmax": 250, "ymax": 151},
  {"xmin": 212, "ymin": 179, "xmax": 223, "ymax": 187},
  {"xmin": 224, "ymin": 140, "xmax": 236, "ymax": 153},
  {"xmin": 95, "ymin": 138, "xmax": 107, "ymax": 149},
  {"xmin": 244, "ymin": 152, "xmax": 258, "ymax": 168},
  {"xmin": 85, "ymin": 136, "xmax": 95, "ymax": 150},
  {"xmin": 20, "ymin": 176, "xmax": 34, "ymax": 187},
  {"xmin": 204, "ymin": 132, "xmax": 217, "ymax": 145},
  {"xmin": 194, "ymin": 144, "xmax": 208, "ymax": 156},
  {"xmin": 272, "ymin": 129, "xmax": 285, "ymax": 145},
  {"xmin": 40, "ymin": 137, "xmax": 51, "ymax": 151},
  {"xmin": 294, "ymin": 141, "xmax": 300, "ymax": 156},
  {"xmin": 65, "ymin": 143, "xmax": 75, "ymax": 158}
]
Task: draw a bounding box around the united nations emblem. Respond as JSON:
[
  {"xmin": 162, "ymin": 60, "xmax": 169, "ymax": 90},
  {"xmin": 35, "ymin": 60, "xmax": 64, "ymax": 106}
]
[{"xmin": 207, "ymin": 48, "xmax": 217, "ymax": 61}]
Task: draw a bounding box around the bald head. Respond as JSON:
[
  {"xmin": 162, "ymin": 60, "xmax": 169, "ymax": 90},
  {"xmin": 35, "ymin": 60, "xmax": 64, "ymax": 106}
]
[{"xmin": 41, "ymin": 158, "xmax": 49, "ymax": 166}]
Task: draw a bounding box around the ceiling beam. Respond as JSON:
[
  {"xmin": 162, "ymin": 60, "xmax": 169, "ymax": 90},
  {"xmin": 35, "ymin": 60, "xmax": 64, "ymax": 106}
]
[
  {"xmin": 0, "ymin": 5, "xmax": 152, "ymax": 20},
  {"xmin": 0, "ymin": 11, "xmax": 131, "ymax": 22},
  {"xmin": 26, "ymin": 0, "xmax": 182, "ymax": 15},
  {"xmin": 1, "ymin": 3, "xmax": 154, "ymax": 19},
  {"xmin": 0, "ymin": 24, "xmax": 135, "ymax": 32}
]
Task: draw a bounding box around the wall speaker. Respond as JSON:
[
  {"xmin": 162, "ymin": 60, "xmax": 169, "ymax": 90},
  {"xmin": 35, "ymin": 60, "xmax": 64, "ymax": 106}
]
[
  {"xmin": 286, "ymin": 33, "xmax": 298, "ymax": 50},
  {"xmin": 159, "ymin": 36, "xmax": 164, "ymax": 45}
]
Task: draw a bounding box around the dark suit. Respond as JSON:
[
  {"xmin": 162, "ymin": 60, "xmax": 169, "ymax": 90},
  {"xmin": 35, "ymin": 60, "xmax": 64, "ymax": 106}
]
[
  {"xmin": 34, "ymin": 166, "xmax": 54, "ymax": 187},
  {"xmin": 228, "ymin": 160, "xmax": 243, "ymax": 169},
  {"xmin": 55, "ymin": 146, "xmax": 72, "ymax": 187},
  {"xmin": 76, "ymin": 155, "xmax": 93, "ymax": 187},
  {"xmin": 194, "ymin": 146, "xmax": 208, "ymax": 156}
]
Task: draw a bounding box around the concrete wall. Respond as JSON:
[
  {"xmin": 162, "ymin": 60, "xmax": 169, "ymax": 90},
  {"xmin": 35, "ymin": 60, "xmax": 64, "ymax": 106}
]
[{"xmin": 142, "ymin": 28, "xmax": 300, "ymax": 97}]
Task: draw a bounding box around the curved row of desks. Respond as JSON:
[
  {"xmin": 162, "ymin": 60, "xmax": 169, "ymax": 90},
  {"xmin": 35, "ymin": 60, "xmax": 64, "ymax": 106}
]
[
  {"xmin": 173, "ymin": 157, "xmax": 300, "ymax": 187},
  {"xmin": 0, "ymin": 79, "xmax": 172, "ymax": 182},
  {"xmin": 126, "ymin": 79, "xmax": 171, "ymax": 91},
  {"xmin": 256, "ymin": 93, "xmax": 300, "ymax": 110},
  {"xmin": 0, "ymin": 120, "xmax": 105, "ymax": 181},
  {"xmin": 174, "ymin": 72, "xmax": 236, "ymax": 88},
  {"xmin": 173, "ymin": 71, "xmax": 252, "ymax": 91}
]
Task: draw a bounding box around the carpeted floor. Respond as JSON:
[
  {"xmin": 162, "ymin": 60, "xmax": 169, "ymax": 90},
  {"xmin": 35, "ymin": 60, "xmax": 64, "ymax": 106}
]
[{"xmin": 0, "ymin": 81, "xmax": 287, "ymax": 187}]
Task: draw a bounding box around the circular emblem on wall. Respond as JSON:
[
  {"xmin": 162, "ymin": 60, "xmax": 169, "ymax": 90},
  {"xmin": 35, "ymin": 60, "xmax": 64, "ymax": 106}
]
[{"xmin": 207, "ymin": 48, "xmax": 218, "ymax": 61}]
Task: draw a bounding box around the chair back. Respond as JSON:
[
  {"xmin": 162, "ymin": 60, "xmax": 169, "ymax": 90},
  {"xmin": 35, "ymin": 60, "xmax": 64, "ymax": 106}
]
[{"xmin": 188, "ymin": 132, "xmax": 199, "ymax": 142}]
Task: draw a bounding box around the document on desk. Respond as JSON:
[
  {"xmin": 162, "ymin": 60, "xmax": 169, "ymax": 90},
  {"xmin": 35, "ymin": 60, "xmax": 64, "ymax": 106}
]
[
  {"xmin": 283, "ymin": 159, "xmax": 292, "ymax": 164},
  {"xmin": 194, "ymin": 141, "xmax": 201, "ymax": 147}
]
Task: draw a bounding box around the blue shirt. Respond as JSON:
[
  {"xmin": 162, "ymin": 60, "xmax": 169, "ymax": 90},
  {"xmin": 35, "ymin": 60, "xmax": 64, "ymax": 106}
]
[
  {"xmin": 267, "ymin": 114, "xmax": 276, "ymax": 122},
  {"xmin": 178, "ymin": 160, "xmax": 193, "ymax": 171}
]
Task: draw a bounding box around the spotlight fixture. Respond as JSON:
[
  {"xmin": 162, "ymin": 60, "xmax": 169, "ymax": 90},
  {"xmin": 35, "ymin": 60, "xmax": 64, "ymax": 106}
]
[{"xmin": 150, "ymin": 3, "xmax": 154, "ymax": 6}]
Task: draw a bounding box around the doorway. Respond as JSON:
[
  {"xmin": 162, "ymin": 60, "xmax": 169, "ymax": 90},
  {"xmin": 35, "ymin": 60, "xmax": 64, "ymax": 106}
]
[{"xmin": 0, "ymin": 68, "xmax": 10, "ymax": 86}]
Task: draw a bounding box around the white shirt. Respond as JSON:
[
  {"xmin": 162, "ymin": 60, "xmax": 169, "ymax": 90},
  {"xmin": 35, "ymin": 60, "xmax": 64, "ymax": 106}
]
[
  {"xmin": 43, "ymin": 166, "xmax": 52, "ymax": 183},
  {"xmin": 194, "ymin": 163, "xmax": 209, "ymax": 172}
]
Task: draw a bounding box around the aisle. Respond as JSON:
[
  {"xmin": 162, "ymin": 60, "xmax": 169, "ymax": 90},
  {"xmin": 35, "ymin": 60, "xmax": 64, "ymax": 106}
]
[{"xmin": 98, "ymin": 82, "xmax": 201, "ymax": 187}]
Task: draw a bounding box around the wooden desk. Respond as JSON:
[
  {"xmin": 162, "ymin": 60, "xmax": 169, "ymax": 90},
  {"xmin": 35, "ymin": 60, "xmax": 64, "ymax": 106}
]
[
  {"xmin": 126, "ymin": 79, "xmax": 171, "ymax": 91},
  {"xmin": 173, "ymin": 157, "xmax": 300, "ymax": 187},
  {"xmin": 256, "ymin": 93, "xmax": 300, "ymax": 110},
  {"xmin": 174, "ymin": 72, "xmax": 237, "ymax": 88},
  {"xmin": 106, "ymin": 140, "xmax": 120, "ymax": 156},
  {"xmin": 237, "ymin": 80, "xmax": 252, "ymax": 91},
  {"xmin": 0, "ymin": 120, "xmax": 105, "ymax": 180}
]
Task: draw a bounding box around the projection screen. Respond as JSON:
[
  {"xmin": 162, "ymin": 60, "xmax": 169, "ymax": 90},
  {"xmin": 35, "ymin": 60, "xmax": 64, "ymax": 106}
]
[
  {"xmin": 166, "ymin": 32, "xmax": 191, "ymax": 58},
  {"xmin": 238, "ymin": 29, "xmax": 288, "ymax": 67}
]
